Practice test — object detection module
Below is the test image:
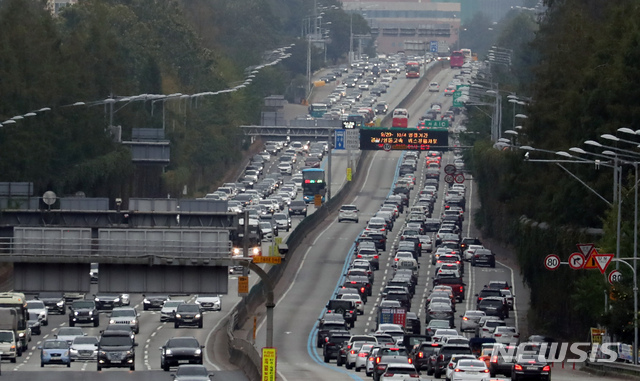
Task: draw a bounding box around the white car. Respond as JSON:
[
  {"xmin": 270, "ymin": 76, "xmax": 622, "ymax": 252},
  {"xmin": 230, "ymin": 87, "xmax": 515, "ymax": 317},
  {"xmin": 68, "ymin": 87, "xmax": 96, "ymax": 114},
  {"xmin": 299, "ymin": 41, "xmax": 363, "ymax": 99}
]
[
  {"xmin": 346, "ymin": 341, "xmax": 368, "ymax": 369},
  {"xmin": 464, "ymin": 245, "xmax": 484, "ymax": 261},
  {"xmin": 69, "ymin": 335, "xmax": 98, "ymax": 361},
  {"xmin": 27, "ymin": 300, "xmax": 48, "ymax": 326},
  {"xmin": 195, "ymin": 295, "xmax": 222, "ymax": 311},
  {"xmin": 450, "ymin": 359, "xmax": 491, "ymax": 381},
  {"xmin": 479, "ymin": 318, "xmax": 506, "ymax": 338},
  {"xmin": 55, "ymin": 327, "xmax": 86, "ymax": 345},
  {"xmin": 338, "ymin": 204, "xmax": 359, "ymax": 223},
  {"xmin": 428, "ymin": 82, "xmax": 440, "ymax": 92},
  {"xmin": 380, "ymin": 363, "xmax": 421, "ymax": 381},
  {"xmin": 260, "ymin": 222, "xmax": 275, "ymax": 241},
  {"xmin": 160, "ymin": 300, "xmax": 182, "ymax": 322},
  {"xmin": 354, "ymin": 343, "xmax": 376, "ymax": 372},
  {"xmin": 493, "ymin": 326, "xmax": 520, "ymax": 345},
  {"xmin": 278, "ymin": 163, "xmax": 292, "ymax": 175},
  {"xmin": 109, "ymin": 307, "xmax": 140, "ymax": 334},
  {"xmin": 445, "ymin": 354, "xmax": 478, "ymax": 381},
  {"xmin": 375, "ymin": 323, "xmax": 405, "ymax": 344},
  {"xmin": 339, "ymin": 293, "xmax": 364, "ymax": 315}
]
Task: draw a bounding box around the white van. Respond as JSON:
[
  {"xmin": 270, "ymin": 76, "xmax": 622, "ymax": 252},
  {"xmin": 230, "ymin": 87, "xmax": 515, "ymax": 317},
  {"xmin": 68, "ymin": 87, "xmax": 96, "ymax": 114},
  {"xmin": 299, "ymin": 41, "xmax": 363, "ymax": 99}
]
[
  {"xmin": 0, "ymin": 330, "xmax": 18, "ymax": 362},
  {"xmin": 395, "ymin": 258, "xmax": 419, "ymax": 275}
]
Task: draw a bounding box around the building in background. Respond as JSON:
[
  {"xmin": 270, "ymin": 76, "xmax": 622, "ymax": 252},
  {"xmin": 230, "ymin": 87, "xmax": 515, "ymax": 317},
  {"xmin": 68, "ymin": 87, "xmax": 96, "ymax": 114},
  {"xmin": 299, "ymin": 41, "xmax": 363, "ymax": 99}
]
[{"xmin": 47, "ymin": 0, "xmax": 77, "ymax": 15}]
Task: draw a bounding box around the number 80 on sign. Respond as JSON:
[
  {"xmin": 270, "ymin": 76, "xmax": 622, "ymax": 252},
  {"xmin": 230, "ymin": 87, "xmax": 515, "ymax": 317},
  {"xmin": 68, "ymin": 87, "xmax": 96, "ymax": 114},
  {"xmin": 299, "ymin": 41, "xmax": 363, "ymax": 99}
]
[{"xmin": 544, "ymin": 254, "xmax": 561, "ymax": 271}]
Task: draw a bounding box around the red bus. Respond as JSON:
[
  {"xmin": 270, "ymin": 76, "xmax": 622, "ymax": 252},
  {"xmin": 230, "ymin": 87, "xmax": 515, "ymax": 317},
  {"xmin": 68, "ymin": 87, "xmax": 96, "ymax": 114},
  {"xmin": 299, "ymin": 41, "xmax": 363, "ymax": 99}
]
[
  {"xmin": 392, "ymin": 108, "xmax": 409, "ymax": 127},
  {"xmin": 405, "ymin": 61, "xmax": 420, "ymax": 78},
  {"xmin": 450, "ymin": 51, "xmax": 464, "ymax": 69}
]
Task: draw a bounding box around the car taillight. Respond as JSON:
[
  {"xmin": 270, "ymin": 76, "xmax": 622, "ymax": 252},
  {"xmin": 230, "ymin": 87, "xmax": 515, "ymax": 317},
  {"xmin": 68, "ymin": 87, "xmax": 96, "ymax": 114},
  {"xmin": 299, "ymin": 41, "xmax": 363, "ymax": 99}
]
[
  {"xmin": 483, "ymin": 369, "xmax": 490, "ymax": 373},
  {"xmin": 325, "ymin": 337, "xmax": 329, "ymax": 342},
  {"xmin": 359, "ymin": 353, "xmax": 368, "ymax": 357},
  {"xmin": 350, "ymin": 350, "xmax": 356, "ymax": 354},
  {"xmin": 418, "ymin": 352, "xmax": 424, "ymax": 358},
  {"xmin": 438, "ymin": 355, "xmax": 444, "ymax": 361},
  {"xmin": 384, "ymin": 374, "xmax": 394, "ymax": 377},
  {"xmin": 448, "ymin": 363, "xmax": 454, "ymax": 368},
  {"xmin": 543, "ymin": 365, "xmax": 551, "ymax": 371},
  {"xmin": 462, "ymin": 317, "xmax": 468, "ymax": 321},
  {"xmin": 491, "ymin": 356, "xmax": 498, "ymax": 363},
  {"xmin": 361, "ymin": 287, "xmax": 365, "ymax": 293},
  {"xmin": 514, "ymin": 364, "xmax": 523, "ymax": 371},
  {"xmin": 357, "ymin": 255, "xmax": 363, "ymax": 258},
  {"xmin": 454, "ymin": 368, "xmax": 463, "ymax": 372},
  {"xmin": 369, "ymin": 357, "xmax": 374, "ymax": 361},
  {"xmin": 495, "ymin": 334, "xmax": 502, "ymax": 337},
  {"xmin": 408, "ymin": 358, "xmax": 412, "ymax": 364},
  {"xmin": 374, "ymin": 255, "xmax": 379, "ymax": 259},
  {"xmin": 376, "ymin": 357, "xmax": 381, "ymax": 364}
]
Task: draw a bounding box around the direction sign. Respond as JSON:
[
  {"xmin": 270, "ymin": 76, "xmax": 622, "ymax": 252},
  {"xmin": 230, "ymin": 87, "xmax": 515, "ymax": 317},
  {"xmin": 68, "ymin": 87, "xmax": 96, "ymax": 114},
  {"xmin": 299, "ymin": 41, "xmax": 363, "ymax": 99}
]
[
  {"xmin": 544, "ymin": 254, "xmax": 560, "ymax": 271},
  {"xmin": 345, "ymin": 129, "xmax": 360, "ymax": 150},
  {"xmin": 430, "ymin": 41, "xmax": 438, "ymax": 53},
  {"xmin": 455, "ymin": 173, "xmax": 465, "ymax": 184},
  {"xmin": 444, "ymin": 174, "xmax": 454, "ymax": 184},
  {"xmin": 334, "ymin": 129, "xmax": 345, "ymax": 150},
  {"xmin": 452, "ymin": 91, "xmax": 463, "ymax": 108},
  {"xmin": 593, "ymin": 253, "xmax": 614, "ymax": 274},
  {"xmin": 608, "ymin": 270, "xmax": 622, "ymax": 284},
  {"xmin": 238, "ymin": 276, "xmax": 249, "ymax": 295},
  {"xmin": 444, "ymin": 164, "xmax": 456, "ymax": 175},
  {"xmin": 262, "ymin": 347, "xmax": 277, "ymax": 381},
  {"xmin": 417, "ymin": 120, "xmax": 449, "ymax": 129},
  {"xmin": 568, "ymin": 252, "xmax": 585, "ymax": 270}
]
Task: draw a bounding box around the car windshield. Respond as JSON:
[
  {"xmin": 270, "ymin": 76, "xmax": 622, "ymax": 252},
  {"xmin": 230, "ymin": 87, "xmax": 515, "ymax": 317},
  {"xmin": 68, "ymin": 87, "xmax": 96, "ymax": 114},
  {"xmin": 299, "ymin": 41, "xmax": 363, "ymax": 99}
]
[
  {"xmin": 111, "ymin": 309, "xmax": 135, "ymax": 317},
  {"xmin": 459, "ymin": 359, "xmax": 487, "ymax": 368},
  {"xmin": 178, "ymin": 304, "xmax": 200, "ymax": 312},
  {"xmin": 168, "ymin": 338, "xmax": 199, "ymax": 348},
  {"xmin": 73, "ymin": 301, "xmax": 94, "ymax": 309},
  {"xmin": 341, "ymin": 205, "xmax": 357, "ymax": 211},
  {"xmin": 27, "ymin": 301, "xmax": 45, "ymax": 309},
  {"xmin": 58, "ymin": 327, "xmax": 84, "ymax": 336},
  {"xmin": 100, "ymin": 336, "xmax": 133, "ymax": 346},
  {"xmin": 176, "ymin": 365, "xmax": 209, "ymax": 377},
  {"xmin": 44, "ymin": 340, "xmax": 68, "ymax": 349},
  {"xmin": 164, "ymin": 301, "xmax": 182, "ymax": 308},
  {"xmin": 0, "ymin": 331, "xmax": 13, "ymax": 342},
  {"xmin": 73, "ymin": 336, "xmax": 98, "ymax": 345}
]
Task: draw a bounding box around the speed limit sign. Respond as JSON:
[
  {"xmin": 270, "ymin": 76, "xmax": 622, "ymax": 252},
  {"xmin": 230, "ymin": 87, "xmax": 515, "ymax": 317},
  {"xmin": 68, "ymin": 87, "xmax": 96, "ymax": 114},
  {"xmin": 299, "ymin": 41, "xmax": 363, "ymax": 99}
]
[
  {"xmin": 444, "ymin": 174, "xmax": 454, "ymax": 184},
  {"xmin": 544, "ymin": 254, "xmax": 561, "ymax": 271}
]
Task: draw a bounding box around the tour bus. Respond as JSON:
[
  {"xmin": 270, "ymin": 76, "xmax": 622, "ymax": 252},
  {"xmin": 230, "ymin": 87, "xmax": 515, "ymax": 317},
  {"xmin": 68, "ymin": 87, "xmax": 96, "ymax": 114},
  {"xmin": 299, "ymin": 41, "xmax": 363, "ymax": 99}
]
[
  {"xmin": 308, "ymin": 103, "xmax": 328, "ymax": 118},
  {"xmin": 450, "ymin": 51, "xmax": 465, "ymax": 69},
  {"xmin": 392, "ymin": 108, "xmax": 409, "ymax": 128},
  {"xmin": 405, "ymin": 61, "xmax": 420, "ymax": 78}
]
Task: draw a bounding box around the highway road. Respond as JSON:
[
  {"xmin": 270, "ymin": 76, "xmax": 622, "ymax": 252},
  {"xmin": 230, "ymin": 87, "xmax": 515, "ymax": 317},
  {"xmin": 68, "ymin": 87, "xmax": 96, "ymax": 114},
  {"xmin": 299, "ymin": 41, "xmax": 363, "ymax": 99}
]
[{"xmin": 0, "ymin": 66, "xmax": 622, "ymax": 381}]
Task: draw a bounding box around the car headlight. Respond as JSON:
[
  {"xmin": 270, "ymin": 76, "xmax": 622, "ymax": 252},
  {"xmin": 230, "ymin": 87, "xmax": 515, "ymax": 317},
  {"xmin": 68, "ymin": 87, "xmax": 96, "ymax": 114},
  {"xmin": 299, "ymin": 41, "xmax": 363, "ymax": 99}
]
[
  {"xmin": 70, "ymin": 348, "xmax": 78, "ymax": 354},
  {"xmin": 165, "ymin": 349, "xmax": 173, "ymax": 355},
  {"xmin": 18, "ymin": 332, "xmax": 24, "ymax": 338},
  {"xmin": 57, "ymin": 301, "xmax": 65, "ymax": 307},
  {"xmin": 100, "ymin": 351, "xmax": 107, "ymax": 356},
  {"xmin": 64, "ymin": 351, "xmax": 69, "ymax": 357},
  {"xmin": 131, "ymin": 319, "xmax": 137, "ymax": 324},
  {"xmin": 94, "ymin": 298, "xmax": 100, "ymax": 301},
  {"xmin": 195, "ymin": 314, "xmax": 201, "ymax": 319},
  {"xmin": 195, "ymin": 349, "xmax": 202, "ymax": 355},
  {"xmin": 113, "ymin": 297, "xmax": 120, "ymax": 303},
  {"xmin": 88, "ymin": 311, "xmax": 93, "ymax": 315},
  {"xmin": 109, "ymin": 319, "xmax": 116, "ymax": 324},
  {"xmin": 74, "ymin": 311, "xmax": 79, "ymax": 316},
  {"xmin": 175, "ymin": 314, "xmax": 182, "ymax": 319},
  {"xmin": 143, "ymin": 299, "xmax": 150, "ymax": 304}
]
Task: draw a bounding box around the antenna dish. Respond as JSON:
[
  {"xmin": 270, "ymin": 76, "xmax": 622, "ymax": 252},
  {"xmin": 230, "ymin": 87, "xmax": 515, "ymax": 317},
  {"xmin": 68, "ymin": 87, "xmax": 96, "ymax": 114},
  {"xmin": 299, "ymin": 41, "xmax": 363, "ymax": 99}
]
[{"xmin": 42, "ymin": 191, "xmax": 57, "ymax": 206}]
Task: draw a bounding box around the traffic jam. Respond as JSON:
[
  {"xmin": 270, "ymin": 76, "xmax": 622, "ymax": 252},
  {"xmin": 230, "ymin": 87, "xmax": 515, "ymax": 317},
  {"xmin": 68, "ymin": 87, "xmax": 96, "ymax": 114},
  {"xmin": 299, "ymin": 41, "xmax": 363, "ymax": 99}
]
[{"xmin": 315, "ymin": 145, "xmax": 552, "ymax": 381}]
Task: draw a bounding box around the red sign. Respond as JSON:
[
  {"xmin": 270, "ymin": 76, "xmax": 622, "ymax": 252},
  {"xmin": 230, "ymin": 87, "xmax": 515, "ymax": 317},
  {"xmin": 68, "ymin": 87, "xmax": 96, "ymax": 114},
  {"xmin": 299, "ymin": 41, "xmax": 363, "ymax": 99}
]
[
  {"xmin": 592, "ymin": 253, "xmax": 614, "ymax": 274},
  {"xmin": 544, "ymin": 254, "xmax": 560, "ymax": 271},
  {"xmin": 568, "ymin": 252, "xmax": 585, "ymax": 270}
]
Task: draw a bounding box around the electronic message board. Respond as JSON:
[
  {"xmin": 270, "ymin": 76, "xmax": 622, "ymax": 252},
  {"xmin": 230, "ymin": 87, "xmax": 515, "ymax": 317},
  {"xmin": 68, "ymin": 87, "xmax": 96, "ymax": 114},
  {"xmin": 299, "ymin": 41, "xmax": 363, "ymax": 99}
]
[{"xmin": 359, "ymin": 128, "xmax": 449, "ymax": 151}]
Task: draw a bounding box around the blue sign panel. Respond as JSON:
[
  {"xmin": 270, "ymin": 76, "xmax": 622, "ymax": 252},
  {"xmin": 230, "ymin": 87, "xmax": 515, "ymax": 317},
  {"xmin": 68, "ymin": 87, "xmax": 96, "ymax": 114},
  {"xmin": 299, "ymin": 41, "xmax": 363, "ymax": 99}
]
[{"xmin": 334, "ymin": 129, "xmax": 345, "ymax": 150}]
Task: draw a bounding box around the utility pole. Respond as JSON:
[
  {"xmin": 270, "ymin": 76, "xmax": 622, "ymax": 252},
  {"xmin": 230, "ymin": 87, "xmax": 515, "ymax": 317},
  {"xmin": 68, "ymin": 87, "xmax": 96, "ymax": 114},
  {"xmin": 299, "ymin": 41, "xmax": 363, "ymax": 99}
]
[{"xmin": 349, "ymin": 13, "xmax": 353, "ymax": 65}]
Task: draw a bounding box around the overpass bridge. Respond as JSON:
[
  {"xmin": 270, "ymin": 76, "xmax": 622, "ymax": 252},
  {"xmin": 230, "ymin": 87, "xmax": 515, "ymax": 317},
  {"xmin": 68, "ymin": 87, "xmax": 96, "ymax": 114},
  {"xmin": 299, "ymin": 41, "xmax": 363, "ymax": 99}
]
[{"xmin": 0, "ymin": 197, "xmax": 237, "ymax": 295}]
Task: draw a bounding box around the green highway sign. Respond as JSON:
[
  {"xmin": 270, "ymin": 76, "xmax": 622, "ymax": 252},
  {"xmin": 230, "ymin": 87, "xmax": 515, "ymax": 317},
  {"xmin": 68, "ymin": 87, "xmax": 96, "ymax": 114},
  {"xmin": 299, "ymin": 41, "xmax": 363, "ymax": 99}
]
[
  {"xmin": 453, "ymin": 84, "xmax": 468, "ymax": 108},
  {"xmin": 418, "ymin": 120, "xmax": 449, "ymax": 128}
]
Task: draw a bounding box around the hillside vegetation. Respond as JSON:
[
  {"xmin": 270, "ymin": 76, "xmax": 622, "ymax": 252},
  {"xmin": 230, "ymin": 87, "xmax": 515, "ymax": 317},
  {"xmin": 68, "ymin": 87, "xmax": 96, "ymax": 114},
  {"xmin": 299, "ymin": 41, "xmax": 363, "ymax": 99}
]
[{"xmin": 465, "ymin": 0, "xmax": 640, "ymax": 340}]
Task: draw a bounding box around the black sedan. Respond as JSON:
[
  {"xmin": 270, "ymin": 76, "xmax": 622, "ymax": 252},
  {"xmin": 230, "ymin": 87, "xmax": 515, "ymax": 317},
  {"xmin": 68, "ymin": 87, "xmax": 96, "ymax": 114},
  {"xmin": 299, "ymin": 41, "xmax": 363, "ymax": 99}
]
[
  {"xmin": 288, "ymin": 201, "xmax": 308, "ymax": 216},
  {"xmin": 511, "ymin": 355, "xmax": 551, "ymax": 381},
  {"xmin": 143, "ymin": 294, "xmax": 170, "ymax": 310},
  {"xmin": 160, "ymin": 337, "xmax": 204, "ymax": 371},
  {"xmin": 174, "ymin": 303, "xmax": 203, "ymax": 328},
  {"xmin": 93, "ymin": 294, "xmax": 122, "ymax": 310},
  {"xmin": 173, "ymin": 364, "xmax": 213, "ymax": 381}
]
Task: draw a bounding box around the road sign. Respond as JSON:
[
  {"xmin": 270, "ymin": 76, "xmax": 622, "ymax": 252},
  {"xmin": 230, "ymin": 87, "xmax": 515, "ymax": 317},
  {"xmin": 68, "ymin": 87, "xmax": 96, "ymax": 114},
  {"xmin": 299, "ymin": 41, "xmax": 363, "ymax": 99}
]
[
  {"xmin": 583, "ymin": 254, "xmax": 598, "ymax": 270},
  {"xmin": 253, "ymin": 255, "xmax": 282, "ymax": 264},
  {"xmin": 444, "ymin": 164, "xmax": 456, "ymax": 175},
  {"xmin": 453, "ymin": 91, "xmax": 463, "ymax": 108},
  {"xmin": 360, "ymin": 127, "xmax": 449, "ymax": 151},
  {"xmin": 544, "ymin": 254, "xmax": 560, "ymax": 270},
  {"xmin": 238, "ymin": 276, "xmax": 249, "ymax": 295},
  {"xmin": 314, "ymin": 194, "xmax": 322, "ymax": 207},
  {"xmin": 444, "ymin": 174, "xmax": 454, "ymax": 184},
  {"xmin": 346, "ymin": 167, "xmax": 352, "ymax": 181},
  {"xmin": 455, "ymin": 173, "xmax": 465, "ymax": 184},
  {"xmin": 568, "ymin": 252, "xmax": 585, "ymax": 270},
  {"xmin": 262, "ymin": 347, "xmax": 277, "ymax": 381},
  {"xmin": 577, "ymin": 243, "xmax": 595, "ymax": 257},
  {"xmin": 334, "ymin": 129, "xmax": 345, "ymax": 150},
  {"xmin": 417, "ymin": 120, "xmax": 449, "ymax": 129},
  {"xmin": 593, "ymin": 253, "xmax": 614, "ymax": 274},
  {"xmin": 430, "ymin": 41, "xmax": 438, "ymax": 53},
  {"xmin": 345, "ymin": 129, "xmax": 360, "ymax": 150},
  {"xmin": 608, "ymin": 270, "xmax": 623, "ymax": 284}
]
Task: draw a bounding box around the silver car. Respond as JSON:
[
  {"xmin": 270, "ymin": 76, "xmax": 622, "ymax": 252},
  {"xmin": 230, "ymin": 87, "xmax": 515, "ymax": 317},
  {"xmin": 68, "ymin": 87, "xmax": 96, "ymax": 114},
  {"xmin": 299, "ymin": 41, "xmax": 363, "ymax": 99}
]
[
  {"xmin": 345, "ymin": 341, "xmax": 368, "ymax": 369},
  {"xmin": 355, "ymin": 343, "xmax": 376, "ymax": 372},
  {"xmin": 69, "ymin": 335, "xmax": 98, "ymax": 361},
  {"xmin": 109, "ymin": 307, "xmax": 140, "ymax": 334},
  {"xmin": 460, "ymin": 310, "xmax": 486, "ymax": 332},
  {"xmin": 161, "ymin": 300, "xmax": 182, "ymax": 322},
  {"xmin": 338, "ymin": 205, "xmax": 359, "ymax": 223},
  {"xmin": 195, "ymin": 295, "xmax": 221, "ymax": 311}
]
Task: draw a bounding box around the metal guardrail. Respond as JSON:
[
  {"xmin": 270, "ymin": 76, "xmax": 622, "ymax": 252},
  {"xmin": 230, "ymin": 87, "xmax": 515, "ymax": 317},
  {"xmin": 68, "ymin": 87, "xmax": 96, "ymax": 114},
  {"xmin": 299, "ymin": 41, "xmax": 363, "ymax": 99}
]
[{"xmin": 584, "ymin": 360, "xmax": 640, "ymax": 378}]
